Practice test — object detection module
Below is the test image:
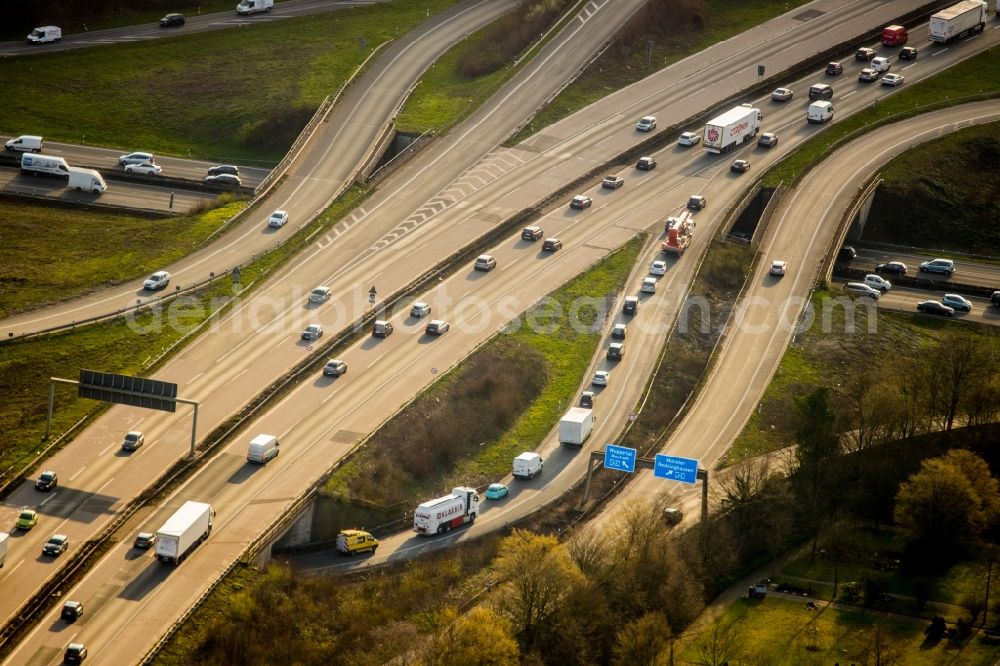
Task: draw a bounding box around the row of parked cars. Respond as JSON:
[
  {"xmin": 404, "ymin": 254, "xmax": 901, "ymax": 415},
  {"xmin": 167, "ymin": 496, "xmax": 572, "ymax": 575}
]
[{"xmin": 118, "ymin": 151, "xmax": 244, "ymax": 186}]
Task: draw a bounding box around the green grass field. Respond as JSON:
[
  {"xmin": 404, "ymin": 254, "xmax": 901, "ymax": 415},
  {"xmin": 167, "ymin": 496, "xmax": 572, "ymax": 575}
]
[
  {"xmin": 0, "ymin": 197, "xmax": 245, "ymax": 318},
  {"xmin": 0, "ymin": 0, "xmax": 460, "ymax": 162}
]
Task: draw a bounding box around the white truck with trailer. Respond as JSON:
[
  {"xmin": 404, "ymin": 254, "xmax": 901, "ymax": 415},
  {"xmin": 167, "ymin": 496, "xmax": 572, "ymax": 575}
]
[
  {"xmin": 155, "ymin": 501, "xmax": 214, "ymax": 564},
  {"xmin": 703, "ymin": 104, "xmax": 762, "ymax": 154},
  {"xmin": 236, "ymin": 0, "xmax": 273, "ymax": 15},
  {"xmin": 67, "ymin": 167, "xmax": 107, "ymax": 194},
  {"xmin": 559, "ymin": 407, "xmax": 594, "ymax": 446},
  {"xmin": 0, "ymin": 532, "xmax": 8, "ymax": 568},
  {"xmin": 929, "ymin": 0, "xmax": 987, "ymax": 44},
  {"xmin": 413, "ymin": 487, "xmax": 479, "ymax": 535}
]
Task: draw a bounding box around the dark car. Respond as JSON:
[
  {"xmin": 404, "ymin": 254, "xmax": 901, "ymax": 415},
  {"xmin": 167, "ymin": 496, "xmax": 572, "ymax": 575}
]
[
  {"xmin": 64, "ymin": 643, "xmax": 88, "ymax": 663},
  {"xmin": 35, "ymin": 470, "xmax": 58, "ymax": 492},
  {"xmin": 61, "ymin": 601, "xmax": 84, "ymax": 622},
  {"xmin": 579, "ymin": 391, "xmax": 595, "ymax": 409},
  {"xmin": 623, "ymin": 296, "xmax": 639, "ymax": 315},
  {"xmin": 687, "ymin": 195, "xmax": 707, "ymax": 210},
  {"xmin": 876, "ymin": 261, "xmax": 907, "ymax": 276},
  {"xmin": 825, "ymin": 61, "xmax": 843, "ymax": 76},
  {"xmin": 207, "ymin": 164, "xmax": 240, "ymax": 177},
  {"xmin": 837, "ymin": 246, "xmax": 856, "ymax": 262},
  {"xmin": 203, "ymin": 173, "xmax": 242, "ymax": 187},
  {"xmin": 636, "ymin": 156, "xmax": 657, "ymax": 171},
  {"xmin": 917, "ymin": 300, "xmax": 954, "ymax": 317},
  {"xmin": 159, "ymin": 13, "xmax": 185, "ymax": 28},
  {"xmin": 42, "ymin": 534, "xmax": 69, "ymax": 557},
  {"xmin": 134, "ymin": 532, "xmax": 156, "ymax": 549},
  {"xmin": 542, "ymin": 238, "xmax": 562, "ymax": 252},
  {"xmin": 855, "ymin": 47, "xmax": 876, "ymax": 61},
  {"xmin": 521, "ymin": 225, "xmax": 543, "ymax": 241},
  {"xmin": 900, "ymin": 46, "xmax": 918, "ymax": 60},
  {"xmin": 602, "ymin": 175, "xmax": 624, "ymax": 190}
]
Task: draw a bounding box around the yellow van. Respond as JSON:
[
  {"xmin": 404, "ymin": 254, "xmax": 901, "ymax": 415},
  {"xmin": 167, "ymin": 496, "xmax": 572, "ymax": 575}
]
[{"xmin": 335, "ymin": 529, "xmax": 378, "ymax": 556}]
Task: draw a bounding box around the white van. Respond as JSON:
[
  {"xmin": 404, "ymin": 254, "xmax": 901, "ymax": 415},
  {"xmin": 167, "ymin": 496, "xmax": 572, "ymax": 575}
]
[
  {"xmin": 26, "ymin": 26, "xmax": 62, "ymax": 44},
  {"xmin": 807, "ymin": 101, "xmax": 834, "ymax": 124},
  {"xmin": 5, "ymin": 135, "xmax": 43, "ymax": 153},
  {"xmin": 512, "ymin": 452, "xmax": 543, "ymax": 479},
  {"xmin": 247, "ymin": 434, "xmax": 279, "ymax": 464},
  {"xmin": 67, "ymin": 167, "xmax": 107, "ymax": 194},
  {"xmin": 20, "ymin": 153, "xmax": 69, "ymax": 178}
]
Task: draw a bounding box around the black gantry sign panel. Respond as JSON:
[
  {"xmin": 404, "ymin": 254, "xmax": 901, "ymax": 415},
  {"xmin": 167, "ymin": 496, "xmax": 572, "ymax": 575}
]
[{"xmin": 78, "ymin": 370, "xmax": 179, "ymax": 413}]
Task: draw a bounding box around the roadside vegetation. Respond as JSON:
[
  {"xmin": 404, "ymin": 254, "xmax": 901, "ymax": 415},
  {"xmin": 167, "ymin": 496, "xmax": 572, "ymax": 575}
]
[
  {"xmin": 398, "ymin": 0, "xmax": 574, "ymax": 133},
  {"xmin": 324, "ymin": 235, "xmax": 643, "ymax": 517},
  {"xmin": 507, "ymin": 0, "xmax": 813, "ymax": 145},
  {"xmin": 765, "ymin": 47, "xmax": 1000, "ymax": 187},
  {"xmin": 0, "ymin": 196, "xmax": 245, "ymax": 318},
  {"xmin": 862, "ymin": 122, "xmax": 1000, "ymax": 256},
  {"xmin": 731, "ymin": 290, "xmax": 1000, "ymax": 461},
  {"xmin": 0, "ymin": 187, "xmax": 367, "ymax": 481},
  {"xmin": 0, "ymin": 0, "xmax": 461, "ymax": 162}
]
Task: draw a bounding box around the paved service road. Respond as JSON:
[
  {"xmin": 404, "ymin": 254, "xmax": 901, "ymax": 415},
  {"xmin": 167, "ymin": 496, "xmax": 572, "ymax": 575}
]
[{"xmin": 0, "ymin": 0, "xmax": 384, "ymax": 57}]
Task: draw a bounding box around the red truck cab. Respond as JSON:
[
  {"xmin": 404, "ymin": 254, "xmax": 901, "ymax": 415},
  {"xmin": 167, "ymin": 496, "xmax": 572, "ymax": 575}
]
[{"xmin": 881, "ymin": 25, "xmax": 908, "ymax": 46}]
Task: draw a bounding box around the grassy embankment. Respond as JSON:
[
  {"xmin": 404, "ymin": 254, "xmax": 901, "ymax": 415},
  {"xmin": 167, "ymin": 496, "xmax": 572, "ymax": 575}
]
[
  {"xmin": 506, "ymin": 0, "xmax": 814, "ymax": 145},
  {"xmin": 0, "ymin": 187, "xmax": 366, "ymax": 477},
  {"xmin": 0, "ymin": 0, "xmax": 462, "ymax": 162}
]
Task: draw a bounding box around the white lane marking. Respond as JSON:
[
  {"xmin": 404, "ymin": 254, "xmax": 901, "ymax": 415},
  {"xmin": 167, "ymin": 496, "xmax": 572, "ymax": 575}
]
[
  {"xmin": 39, "ymin": 492, "xmax": 59, "ymax": 508},
  {"xmin": 69, "ymin": 466, "xmax": 86, "ymax": 482}
]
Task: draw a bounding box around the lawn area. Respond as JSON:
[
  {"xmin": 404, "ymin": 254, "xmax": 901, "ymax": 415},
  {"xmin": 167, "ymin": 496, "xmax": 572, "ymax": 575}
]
[
  {"xmin": 0, "ymin": 0, "xmax": 461, "ymax": 162},
  {"xmin": 0, "ymin": 197, "xmax": 246, "ymax": 318},
  {"xmin": 325, "ymin": 235, "xmax": 645, "ymax": 509},
  {"xmin": 507, "ymin": 0, "xmax": 813, "ymax": 145},
  {"xmin": 729, "ymin": 290, "xmax": 999, "ymax": 460},
  {"xmin": 682, "ymin": 595, "xmax": 1000, "ymax": 665},
  {"xmin": 765, "ymin": 48, "xmax": 1000, "ymax": 187},
  {"xmin": 0, "ymin": 186, "xmax": 367, "ymax": 477}
]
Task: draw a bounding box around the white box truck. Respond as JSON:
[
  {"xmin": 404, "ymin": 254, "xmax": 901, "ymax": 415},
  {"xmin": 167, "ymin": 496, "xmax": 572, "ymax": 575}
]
[
  {"xmin": 20, "ymin": 154, "xmax": 69, "ymax": 178},
  {"xmin": 413, "ymin": 487, "xmax": 479, "ymax": 535},
  {"xmin": 703, "ymin": 104, "xmax": 762, "ymax": 154},
  {"xmin": 67, "ymin": 167, "xmax": 107, "ymax": 194},
  {"xmin": 26, "ymin": 26, "xmax": 62, "ymax": 44},
  {"xmin": 0, "ymin": 532, "xmax": 8, "ymax": 568},
  {"xmin": 155, "ymin": 501, "xmax": 214, "ymax": 564},
  {"xmin": 512, "ymin": 452, "xmax": 543, "ymax": 479},
  {"xmin": 246, "ymin": 433, "xmax": 279, "ymax": 463},
  {"xmin": 929, "ymin": 0, "xmax": 987, "ymax": 43},
  {"xmin": 559, "ymin": 407, "xmax": 594, "ymax": 446},
  {"xmin": 236, "ymin": 0, "xmax": 273, "ymax": 15},
  {"xmin": 5, "ymin": 135, "xmax": 43, "ymax": 153},
  {"xmin": 807, "ymin": 101, "xmax": 834, "ymax": 124}
]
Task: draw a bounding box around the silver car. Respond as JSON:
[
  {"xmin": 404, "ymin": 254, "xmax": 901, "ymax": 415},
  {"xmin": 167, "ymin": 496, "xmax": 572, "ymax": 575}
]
[{"xmin": 119, "ymin": 151, "xmax": 155, "ymax": 166}]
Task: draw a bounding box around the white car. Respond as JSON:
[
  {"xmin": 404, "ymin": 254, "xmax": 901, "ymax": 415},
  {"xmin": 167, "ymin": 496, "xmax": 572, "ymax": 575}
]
[
  {"xmin": 863, "ymin": 274, "xmax": 891, "ymax": 292},
  {"xmin": 677, "ymin": 131, "xmax": 701, "ymax": 146},
  {"xmin": 308, "ymin": 286, "xmax": 331, "ymax": 303},
  {"xmin": 881, "ymin": 73, "xmax": 904, "ymax": 87},
  {"xmin": 410, "ymin": 301, "xmax": 431, "ymax": 318},
  {"xmin": 426, "ymin": 319, "xmax": 450, "ymax": 336},
  {"xmin": 649, "ymin": 260, "xmax": 667, "ymax": 276},
  {"xmin": 125, "ymin": 162, "xmax": 162, "ymax": 176},
  {"xmin": 941, "ymin": 294, "xmax": 972, "ymax": 312},
  {"xmin": 636, "ymin": 116, "xmax": 656, "ymax": 132},
  {"xmin": 268, "ymin": 210, "xmax": 289, "ymax": 228},
  {"xmin": 641, "ymin": 277, "xmax": 657, "ymax": 293},
  {"xmin": 592, "ymin": 370, "xmax": 610, "ymax": 386},
  {"xmin": 771, "ymin": 87, "xmax": 794, "ymax": 102},
  {"xmin": 143, "ymin": 270, "xmax": 170, "ymax": 290},
  {"xmin": 119, "ymin": 151, "xmax": 155, "ymax": 166},
  {"xmin": 323, "ymin": 359, "xmax": 347, "ymax": 376},
  {"xmin": 769, "ymin": 261, "xmax": 787, "ymax": 276}
]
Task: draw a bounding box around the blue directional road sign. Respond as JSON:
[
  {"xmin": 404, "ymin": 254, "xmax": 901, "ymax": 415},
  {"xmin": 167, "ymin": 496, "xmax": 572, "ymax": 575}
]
[
  {"xmin": 654, "ymin": 454, "xmax": 699, "ymax": 485},
  {"xmin": 604, "ymin": 444, "xmax": 637, "ymax": 473}
]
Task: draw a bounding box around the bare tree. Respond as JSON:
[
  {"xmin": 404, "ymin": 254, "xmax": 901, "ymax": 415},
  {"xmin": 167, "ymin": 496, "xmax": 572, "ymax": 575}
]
[
  {"xmin": 860, "ymin": 623, "xmax": 902, "ymax": 666},
  {"xmin": 938, "ymin": 331, "xmax": 986, "ymax": 430},
  {"xmin": 692, "ymin": 618, "xmax": 744, "ymax": 666},
  {"xmin": 566, "ymin": 528, "xmax": 613, "ymax": 581}
]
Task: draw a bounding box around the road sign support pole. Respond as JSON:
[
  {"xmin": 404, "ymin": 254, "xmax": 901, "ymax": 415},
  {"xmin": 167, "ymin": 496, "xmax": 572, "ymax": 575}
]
[
  {"xmin": 189, "ymin": 402, "xmax": 199, "ymax": 459},
  {"xmin": 45, "ymin": 380, "xmax": 56, "ymax": 440},
  {"xmin": 581, "ymin": 451, "xmax": 604, "ymax": 505},
  {"xmin": 698, "ymin": 468, "xmax": 709, "ymax": 559}
]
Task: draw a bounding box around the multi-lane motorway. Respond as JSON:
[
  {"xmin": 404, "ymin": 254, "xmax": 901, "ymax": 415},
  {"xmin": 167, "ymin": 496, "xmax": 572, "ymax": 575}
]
[{"xmin": 3, "ymin": 0, "xmax": 997, "ymax": 662}]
